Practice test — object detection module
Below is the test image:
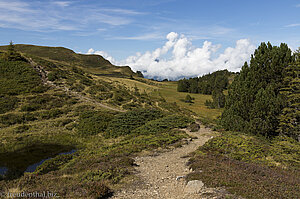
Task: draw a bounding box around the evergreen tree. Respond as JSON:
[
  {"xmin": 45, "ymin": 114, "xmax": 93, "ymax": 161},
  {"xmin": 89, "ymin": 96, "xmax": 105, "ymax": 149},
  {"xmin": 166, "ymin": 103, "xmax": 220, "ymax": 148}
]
[
  {"xmin": 2, "ymin": 41, "xmax": 26, "ymax": 62},
  {"xmin": 177, "ymin": 70, "xmax": 232, "ymax": 94},
  {"xmin": 220, "ymin": 42, "xmax": 294, "ymax": 137},
  {"xmin": 212, "ymin": 89, "xmax": 226, "ymax": 108},
  {"xmin": 177, "ymin": 79, "xmax": 189, "ymax": 92},
  {"xmin": 277, "ymin": 51, "xmax": 300, "ymax": 140}
]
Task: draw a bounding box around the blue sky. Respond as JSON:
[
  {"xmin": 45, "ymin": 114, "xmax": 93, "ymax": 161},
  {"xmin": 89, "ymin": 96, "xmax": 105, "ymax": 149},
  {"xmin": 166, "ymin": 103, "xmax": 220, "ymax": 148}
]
[{"xmin": 0, "ymin": 0, "xmax": 299, "ymax": 79}]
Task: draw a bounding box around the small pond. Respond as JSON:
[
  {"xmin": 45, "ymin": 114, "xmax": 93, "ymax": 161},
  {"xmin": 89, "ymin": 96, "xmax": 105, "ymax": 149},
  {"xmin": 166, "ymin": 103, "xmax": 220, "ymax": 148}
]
[{"xmin": 0, "ymin": 144, "xmax": 76, "ymax": 180}]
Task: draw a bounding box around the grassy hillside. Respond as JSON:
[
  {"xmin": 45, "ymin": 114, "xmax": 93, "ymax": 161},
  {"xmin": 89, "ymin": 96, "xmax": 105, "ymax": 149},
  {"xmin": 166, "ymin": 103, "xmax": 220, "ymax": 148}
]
[
  {"xmin": 0, "ymin": 45, "xmax": 195, "ymax": 198},
  {"xmin": 0, "ymin": 43, "xmax": 298, "ymax": 198},
  {"xmin": 0, "ymin": 44, "xmax": 135, "ymax": 77},
  {"xmin": 96, "ymin": 77, "xmax": 222, "ymax": 123}
]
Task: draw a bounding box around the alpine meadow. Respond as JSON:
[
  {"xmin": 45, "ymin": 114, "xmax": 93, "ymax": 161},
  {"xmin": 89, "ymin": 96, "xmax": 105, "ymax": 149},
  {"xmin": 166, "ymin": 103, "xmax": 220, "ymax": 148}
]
[{"xmin": 0, "ymin": 0, "xmax": 300, "ymax": 199}]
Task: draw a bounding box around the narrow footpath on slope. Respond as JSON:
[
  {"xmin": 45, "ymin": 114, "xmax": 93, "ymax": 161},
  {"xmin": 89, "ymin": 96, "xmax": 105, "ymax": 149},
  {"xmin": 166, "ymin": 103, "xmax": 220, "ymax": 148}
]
[{"xmin": 112, "ymin": 125, "xmax": 238, "ymax": 199}]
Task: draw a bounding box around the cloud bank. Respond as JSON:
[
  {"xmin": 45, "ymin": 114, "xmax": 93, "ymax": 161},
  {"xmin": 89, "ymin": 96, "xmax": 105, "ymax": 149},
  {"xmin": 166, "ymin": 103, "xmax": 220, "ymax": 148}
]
[{"xmin": 88, "ymin": 32, "xmax": 256, "ymax": 80}]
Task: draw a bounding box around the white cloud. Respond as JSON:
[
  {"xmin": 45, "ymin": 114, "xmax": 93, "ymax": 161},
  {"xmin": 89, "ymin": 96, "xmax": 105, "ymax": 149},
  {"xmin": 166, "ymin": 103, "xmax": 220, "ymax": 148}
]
[
  {"xmin": 86, "ymin": 48, "xmax": 117, "ymax": 64},
  {"xmin": 285, "ymin": 23, "xmax": 300, "ymax": 27},
  {"xmin": 53, "ymin": 1, "xmax": 72, "ymax": 7},
  {"xmin": 115, "ymin": 32, "xmax": 256, "ymax": 80},
  {"xmin": 0, "ymin": 0, "xmax": 140, "ymax": 32},
  {"xmin": 0, "ymin": 1, "xmax": 33, "ymax": 13},
  {"xmin": 296, "ymin": 4, "xmax": 300, "ymax": 7},
  {"xmin": 98, "ymin": 8, "xmax": 145, "ymax": 15}
]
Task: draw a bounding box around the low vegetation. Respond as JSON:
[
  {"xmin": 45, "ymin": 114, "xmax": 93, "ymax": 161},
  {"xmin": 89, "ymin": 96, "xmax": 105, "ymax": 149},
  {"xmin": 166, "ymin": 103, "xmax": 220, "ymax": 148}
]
[
  {"xmin": 0, "ymin": 42, "xmax": 299, "ymax": 199},
  {"xmin": 187, "ymin": 132, "xmax": 300, "ymax": 199},
  {"xmin": 187, "ymin": 43, "xmax": 300, "ymax": 199}
]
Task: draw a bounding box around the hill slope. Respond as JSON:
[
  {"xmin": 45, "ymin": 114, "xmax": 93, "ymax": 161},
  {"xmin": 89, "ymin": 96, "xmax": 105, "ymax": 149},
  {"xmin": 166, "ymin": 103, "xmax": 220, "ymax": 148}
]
[{"xmin": 0, "ymin": 44, "xmax": 135, "ymax": 77}]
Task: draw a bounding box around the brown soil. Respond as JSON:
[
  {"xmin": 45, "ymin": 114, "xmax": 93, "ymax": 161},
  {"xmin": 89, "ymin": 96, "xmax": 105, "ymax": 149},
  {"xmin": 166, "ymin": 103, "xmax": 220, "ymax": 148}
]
[{"xmin": 111, "ymin": 126, "xmax": 238, "ymax": 199}]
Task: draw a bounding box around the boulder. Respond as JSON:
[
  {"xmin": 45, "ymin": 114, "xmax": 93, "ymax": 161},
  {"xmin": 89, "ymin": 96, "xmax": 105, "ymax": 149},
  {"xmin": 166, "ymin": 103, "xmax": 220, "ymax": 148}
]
[{"xmin": 184, "ymin": 180, "xmax": 204, "ymax": 194}]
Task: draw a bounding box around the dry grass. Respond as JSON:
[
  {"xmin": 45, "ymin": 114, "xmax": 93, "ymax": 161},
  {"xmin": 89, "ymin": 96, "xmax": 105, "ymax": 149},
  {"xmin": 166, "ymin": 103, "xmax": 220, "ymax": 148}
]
[
  {"xmin": 187, "ymin": 153, "xmax": 300, "ymax": 199},
  {"xmin": 156, "ymin": 81, "xmax": 222, "ymax": 120}
]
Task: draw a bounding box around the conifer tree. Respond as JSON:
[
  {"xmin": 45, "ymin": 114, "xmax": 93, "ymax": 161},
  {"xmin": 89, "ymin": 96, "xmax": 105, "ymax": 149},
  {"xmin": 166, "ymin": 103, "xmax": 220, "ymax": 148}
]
[
  {"xmin": 2, "ymin": 41, "xmax": 26, "ymax": 62},
  {"xmin": 220, "ymin": 42, "xmax": 294, "ymax": 136},
  {"xmin": 212, "ymin": 89, "xmax": 225, "ymax": 108},
  {"xmin": 278, "ymin": 50, "xmax": 300, "ymax": 140}
]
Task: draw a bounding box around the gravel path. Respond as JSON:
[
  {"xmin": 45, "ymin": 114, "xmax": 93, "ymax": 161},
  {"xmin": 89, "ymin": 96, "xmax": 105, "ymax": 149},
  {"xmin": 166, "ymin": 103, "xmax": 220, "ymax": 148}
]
[{"xmin": 111, "ymin": 126, "xmax": 224, "ymax": 199}]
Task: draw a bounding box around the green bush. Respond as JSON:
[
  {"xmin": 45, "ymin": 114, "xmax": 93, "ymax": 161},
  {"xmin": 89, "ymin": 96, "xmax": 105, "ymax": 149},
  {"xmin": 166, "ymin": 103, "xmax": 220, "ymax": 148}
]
[
  {"xmin": 70, "ymin": 84, "xmax": 85, "ymax": 92},
  {"xmin": 96, "ymin": 92, "xmax": 113, "ymax": 100},
  {"xmin": 20, "ymin": 104, "xmax": 41, "ymax": 112},
  {"xmin": 24, "ymin": 93, "xmax": 72, "ymax": 111},
  {"xmin": 76, "ymin": 111, "xmax": 114, "ymax": 136},
  {"xmin": 0, "ymin": 113, "xmax": 36, "ymax": 126},
  {"xmin": 0, "ymin": 60, "xmax": 41, "ymax": 95},
  {"xmin": 132, "ymin": 114, "xmax": 193, "ymax": 136},
  {"xmin": 105, "ymin": 108, "xmax": 164, "ymax": 138},
  {"xmin": 197, "ymin": 132, "xmax": 300, "ymax": 168},
  {"xmin": 81, "ymin": 168, "xmax": 128, "ymax": 184},
  {"xmin": 39, "ymin": 109, "xmax": 64, "ymax": 119},
  {"xmin": 34, "ymin": 153, "xmax": 74, "ymax": 175},
  {"xmin": 79, "ymin": 77, "xmax": 93, "ymax": 86},
  {"xmin": 107, "ymin": 129, "xmax": 189, "ymax": 155},
  {"xmin": 14, "ymin": 124, "xmax": 30, "ymax": 133},
  {"xmin": 0, "ymin": 95, "xmax": 18, "ymax": 114},
  {"xmin": 200, "ymin": 133, "xmax": 269, "ymax": 163}
]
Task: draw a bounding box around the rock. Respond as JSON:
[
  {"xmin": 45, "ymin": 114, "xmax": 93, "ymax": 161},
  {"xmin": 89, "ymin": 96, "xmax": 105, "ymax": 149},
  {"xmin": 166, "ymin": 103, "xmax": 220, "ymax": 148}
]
[
  {"xmin": 176, "ymin": 176, "xmax": 185, "ymax": 181},
  {"xmin": 185, "ymin": 180, "xmax": 204, "ymax": 194}
]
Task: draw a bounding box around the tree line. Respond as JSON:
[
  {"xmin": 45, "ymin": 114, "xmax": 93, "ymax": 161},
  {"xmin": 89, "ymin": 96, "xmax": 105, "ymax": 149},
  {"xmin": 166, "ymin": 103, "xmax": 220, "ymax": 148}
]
[
  {"xmin": 177, "ymin": 69, "xmax": 233, "ymax": 94},
  {"xmin": 177, "ymin": 70, "xmax": 233, "ymax": 108}
]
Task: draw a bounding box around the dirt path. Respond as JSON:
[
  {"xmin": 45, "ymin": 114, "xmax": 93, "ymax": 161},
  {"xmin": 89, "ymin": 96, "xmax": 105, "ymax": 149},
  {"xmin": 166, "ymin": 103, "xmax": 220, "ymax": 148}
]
[
  {"xmin": 28, "ymin": 58, "xmax": 125, "ymax": 113},
  {"xmin": 112, "ymin": 126, "xmax": 224, "ymax": 199}
]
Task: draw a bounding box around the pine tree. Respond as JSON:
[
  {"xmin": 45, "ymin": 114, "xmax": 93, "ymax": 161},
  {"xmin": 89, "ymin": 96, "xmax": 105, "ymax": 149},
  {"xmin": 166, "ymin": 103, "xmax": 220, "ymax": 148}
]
[
  {"xmin": 220, "ymin": 42, "xmax": 294, "ymax": 136},
  {"xmin": 277, "ymin": 51, "xmax": 300, "ymax": 141},
  {"xmin": 212, "ymin": 89, "xmax": 225, "ymax": 108},
  {"xmin": 177, "ymin": 79, "xmax": 189, "ymax": 92},
  {"xmin": 2, "ymin": 41, "xmax": 26, "ymax": 62}
]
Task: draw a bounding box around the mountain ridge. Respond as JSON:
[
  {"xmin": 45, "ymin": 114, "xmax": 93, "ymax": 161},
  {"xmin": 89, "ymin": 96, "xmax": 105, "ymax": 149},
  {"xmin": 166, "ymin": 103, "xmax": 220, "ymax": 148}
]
[{"xmin": 0, "ymin": 44, "xmax": 137, "ymax": 78}]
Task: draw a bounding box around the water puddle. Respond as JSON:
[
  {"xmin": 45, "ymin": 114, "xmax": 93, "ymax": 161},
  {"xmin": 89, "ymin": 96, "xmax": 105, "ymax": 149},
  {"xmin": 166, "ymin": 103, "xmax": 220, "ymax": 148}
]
[{"xmin": 0, "ymin": 144, "xmax": 76, "ymax": 180}]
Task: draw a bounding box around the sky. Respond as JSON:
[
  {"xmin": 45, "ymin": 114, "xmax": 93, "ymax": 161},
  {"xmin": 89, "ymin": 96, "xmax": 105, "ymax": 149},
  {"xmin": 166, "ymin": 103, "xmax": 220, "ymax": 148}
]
[{"xmin": 0, "ymin": 0, "xmax": 300, "ymax": 80}]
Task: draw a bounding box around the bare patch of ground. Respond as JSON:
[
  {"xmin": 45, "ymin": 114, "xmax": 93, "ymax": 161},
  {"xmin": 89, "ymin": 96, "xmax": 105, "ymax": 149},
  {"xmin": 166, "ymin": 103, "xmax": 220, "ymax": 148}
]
[{"xmin": 112, "ymin": 126, "xmax": 240, "ymax": 199}]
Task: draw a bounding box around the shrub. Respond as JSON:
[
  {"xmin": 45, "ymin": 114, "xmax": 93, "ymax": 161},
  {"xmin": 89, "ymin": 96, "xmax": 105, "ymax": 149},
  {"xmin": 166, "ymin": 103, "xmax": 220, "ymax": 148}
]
[
  {"xmin": 187, "ymin": 153, "xmax": 300, "ymax": 199},
  {"xmin": 14, "ymin": 124, "xmax": 30, "ymax": 133},
  {"xmin": 132, "ymin": 114, "xmax": 193, "ymax": 136},
  {"xmin": 39, "ymin": 109, "xmax": 63, "ymax": 119},
  {"xmin": 85, "ymin": 182, "xmax": 112, "ymax": 199},
  {"xmin": 70, "ymin": 84, "xmax": 85, "ymax": 92},
  {"xmin": 187, "ymin": 122, "xmax": 200, "ymax": 132},
  {"xmin": 0, "ymin": 60, "xmax": 41, "ymax": 95},
  {"xmin": 0, "ymin": 113, "xmax": 36, "ymax": 126},
  {"xmin": 96, "ymin": 92, "xmax": 113, "ymax": 100},
  {"xmin": 184, "ymin": 94, "xmax": 194, "ymax": 103},
  {"xmin": 105, "ymin": 108, "xmax": 164, "ymax": 138},
  {"xmin": 56, "ymin": 118, "xmax": 74, "ymax": 127},
  {"xmin": 0, "ymin": 95, "xmax": 18, "ymax": 114},
  {"xmin": 34, "ymin": 153, "xmax": 74, "ymax": 175},
  {"xmin": 20, "ymin": 104, "xmax": 41, "ymax": 112},
  {"xmin": 24, "ymin": 93, "xmax": 72, "ymax": 111},
  {"xmin": 76, "ymin": 111, "xmax": 114, "ymax": 136},
  {"xmin": 79, "ymin": 77, "xmax": 93, "ymax": 86}
]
